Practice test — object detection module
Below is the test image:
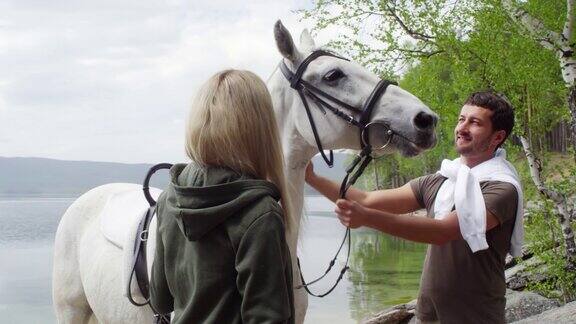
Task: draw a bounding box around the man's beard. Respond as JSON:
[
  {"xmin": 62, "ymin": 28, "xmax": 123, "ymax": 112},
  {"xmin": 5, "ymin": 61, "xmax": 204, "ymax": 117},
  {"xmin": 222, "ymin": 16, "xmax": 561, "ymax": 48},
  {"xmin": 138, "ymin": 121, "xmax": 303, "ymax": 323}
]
[{"xmin": 455, "ymin": 135, "xmax": 492, "ymax": 155}]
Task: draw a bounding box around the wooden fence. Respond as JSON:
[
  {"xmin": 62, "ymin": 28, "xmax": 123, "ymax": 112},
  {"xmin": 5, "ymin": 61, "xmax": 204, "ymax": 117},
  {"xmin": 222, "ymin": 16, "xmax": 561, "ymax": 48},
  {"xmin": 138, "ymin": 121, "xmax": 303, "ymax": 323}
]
[{"xmin": 546, "ymin": 122, "xmax": 571, "ymax": 153}]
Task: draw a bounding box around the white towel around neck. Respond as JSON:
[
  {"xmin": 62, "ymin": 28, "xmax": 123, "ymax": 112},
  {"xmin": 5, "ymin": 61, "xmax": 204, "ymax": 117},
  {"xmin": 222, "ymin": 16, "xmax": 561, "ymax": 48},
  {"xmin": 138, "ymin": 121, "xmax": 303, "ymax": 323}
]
[{"xmin": 433, "ymin": 148, "xmax": 524, "ymax": 257}]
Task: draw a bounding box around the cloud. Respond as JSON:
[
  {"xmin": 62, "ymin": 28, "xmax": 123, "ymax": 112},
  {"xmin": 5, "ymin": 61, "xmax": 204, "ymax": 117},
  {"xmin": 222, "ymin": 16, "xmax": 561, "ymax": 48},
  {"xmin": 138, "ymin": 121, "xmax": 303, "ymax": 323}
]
[
  {"xmin": 0, "ymin": 93, "xmax": 6, "ymax": 113},
  {"xmin": 0, "ymin": 0, "xmax": 339, "ymax": 163}
]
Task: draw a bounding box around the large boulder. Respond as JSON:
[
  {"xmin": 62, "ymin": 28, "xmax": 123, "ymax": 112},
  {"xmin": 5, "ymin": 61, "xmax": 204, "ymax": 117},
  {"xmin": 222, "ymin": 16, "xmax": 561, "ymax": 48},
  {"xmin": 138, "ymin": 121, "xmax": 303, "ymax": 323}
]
[
  {"xmin": 505, "ymin": 244, "xmax": 533, "ymax": 270},
  {"xmin": 505, "ymin": 256, "xmax": 547, "ymax": 290},
  {"xmin": 505, "ymin": 289, "xmax": 559, "ymax": 322},
  {"xmin": 362, "ymin": 299, "xmax": 416, "ymax": 324},
  {"xmin": 510, "ymin": 300, "xmax": 576, "ymax": 323},
  {"xmin": 362, "ymin": 289, "xmax": 560, "ymax": 323}
]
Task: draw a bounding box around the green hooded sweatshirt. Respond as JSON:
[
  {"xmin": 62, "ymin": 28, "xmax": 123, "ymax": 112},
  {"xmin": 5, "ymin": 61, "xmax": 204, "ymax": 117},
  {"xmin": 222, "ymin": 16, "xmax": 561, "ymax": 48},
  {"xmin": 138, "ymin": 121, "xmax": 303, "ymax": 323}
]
[{"xmin": 150, "ymin": 163, "xmax": 294, "ymax": 324}]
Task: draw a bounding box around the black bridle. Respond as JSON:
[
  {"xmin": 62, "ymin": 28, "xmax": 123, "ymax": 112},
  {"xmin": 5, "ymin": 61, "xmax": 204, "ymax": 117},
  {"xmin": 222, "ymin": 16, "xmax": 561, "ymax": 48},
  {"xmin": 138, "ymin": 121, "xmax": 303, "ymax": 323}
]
[
  {"xmin": 279, "ymin": 49, "xmax": 397, "ymax": 166},
  {"xmin": 280, "ymin": 50, "xmax": 397, "ymax": 297}
]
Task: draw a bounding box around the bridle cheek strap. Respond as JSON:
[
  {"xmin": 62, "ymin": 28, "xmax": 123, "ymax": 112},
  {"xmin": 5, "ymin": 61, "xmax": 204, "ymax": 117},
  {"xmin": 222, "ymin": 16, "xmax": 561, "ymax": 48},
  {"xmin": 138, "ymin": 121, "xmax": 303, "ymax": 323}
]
[
  {"xmin": 297, "ymin": 88, "xmax": 335, "ymax": 166},
  {"xmin": 359, "ymin": 79, "xmax": 396, "ymax": 149}
]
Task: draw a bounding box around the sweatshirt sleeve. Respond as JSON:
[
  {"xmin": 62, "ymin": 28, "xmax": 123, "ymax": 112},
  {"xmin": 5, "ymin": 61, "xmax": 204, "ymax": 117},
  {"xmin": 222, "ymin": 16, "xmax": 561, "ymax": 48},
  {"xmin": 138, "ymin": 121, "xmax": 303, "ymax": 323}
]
[
  {"xmin": 150, "ymin": 198, "xmax": 174, "ymax": 314},
  {"xmin": 235, "ymin": 211, "xmax": 293, "ymax": 324}
]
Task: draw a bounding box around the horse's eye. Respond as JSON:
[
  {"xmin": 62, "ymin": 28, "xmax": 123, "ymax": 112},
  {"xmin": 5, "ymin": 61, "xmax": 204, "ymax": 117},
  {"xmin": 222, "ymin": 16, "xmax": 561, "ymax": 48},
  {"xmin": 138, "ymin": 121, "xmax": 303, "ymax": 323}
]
[{"xmin": 322, "ymin": 69, "xmax": 346, "ymax": 83}]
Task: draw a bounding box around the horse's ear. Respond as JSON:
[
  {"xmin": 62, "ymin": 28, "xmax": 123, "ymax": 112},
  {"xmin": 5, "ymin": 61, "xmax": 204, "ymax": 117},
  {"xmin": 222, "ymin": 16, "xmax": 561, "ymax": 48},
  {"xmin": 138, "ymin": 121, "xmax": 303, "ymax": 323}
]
[
  {"xmin": 299, "ymin": 29, "xmax": 315, "ymax": 52},
  {"xmin": 274, "ymin": 20, "xmax": 299, "ymax": 62}
]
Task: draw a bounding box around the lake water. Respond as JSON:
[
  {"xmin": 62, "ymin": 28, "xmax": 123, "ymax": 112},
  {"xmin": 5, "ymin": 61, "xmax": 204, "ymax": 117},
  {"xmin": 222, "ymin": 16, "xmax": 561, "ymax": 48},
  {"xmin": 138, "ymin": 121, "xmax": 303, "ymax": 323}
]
[{"xmin": 0, "ymin": 196, "xmax": 426, "ymax": 324}]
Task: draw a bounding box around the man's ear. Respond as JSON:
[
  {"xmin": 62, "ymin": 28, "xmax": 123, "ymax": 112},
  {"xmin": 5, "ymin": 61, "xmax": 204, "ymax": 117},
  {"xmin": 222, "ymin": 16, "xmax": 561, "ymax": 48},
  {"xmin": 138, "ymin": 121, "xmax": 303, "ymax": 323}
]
[{"xmin": 492, "ymin": 130, "xmax": 507, "ymax": 147}]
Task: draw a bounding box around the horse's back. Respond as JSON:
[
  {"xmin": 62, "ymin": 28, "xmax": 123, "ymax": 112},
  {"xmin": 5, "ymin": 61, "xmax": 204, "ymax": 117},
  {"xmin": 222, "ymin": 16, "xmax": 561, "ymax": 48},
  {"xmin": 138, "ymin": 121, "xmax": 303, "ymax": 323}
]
[{"xmin": 53, "ymin": 183, "xmax": 152, "ymax": 324}]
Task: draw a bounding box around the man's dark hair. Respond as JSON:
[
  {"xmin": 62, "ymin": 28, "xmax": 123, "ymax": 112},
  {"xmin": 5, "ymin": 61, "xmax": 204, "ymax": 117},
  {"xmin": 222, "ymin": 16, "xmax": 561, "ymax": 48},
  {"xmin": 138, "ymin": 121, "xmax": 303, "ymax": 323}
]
[{"xmin": 464, "ymin": 91, "xmax": 515, "ymax": 148}]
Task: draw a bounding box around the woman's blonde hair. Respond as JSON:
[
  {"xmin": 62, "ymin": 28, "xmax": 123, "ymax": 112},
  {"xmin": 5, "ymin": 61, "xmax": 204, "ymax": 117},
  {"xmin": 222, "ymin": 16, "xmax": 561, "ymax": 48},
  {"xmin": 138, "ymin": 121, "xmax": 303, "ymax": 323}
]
[{"xmin": 185, "ymin": 69, "xmax": 293, "ymax": 229}]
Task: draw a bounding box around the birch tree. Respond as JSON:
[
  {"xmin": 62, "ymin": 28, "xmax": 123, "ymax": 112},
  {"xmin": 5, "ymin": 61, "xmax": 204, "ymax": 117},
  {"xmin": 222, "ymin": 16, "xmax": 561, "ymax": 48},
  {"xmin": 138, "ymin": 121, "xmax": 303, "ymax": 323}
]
[
  {"xmin": 520, "ymin": 136, "xmax": 576, "ymax": 271},
  {"xmin": 503, "ymin": 0, "xmax": 576, "ymax": 147},
  {"xmin": 498, "ymin": 0, "xmax": 576, "ymax": 272}
]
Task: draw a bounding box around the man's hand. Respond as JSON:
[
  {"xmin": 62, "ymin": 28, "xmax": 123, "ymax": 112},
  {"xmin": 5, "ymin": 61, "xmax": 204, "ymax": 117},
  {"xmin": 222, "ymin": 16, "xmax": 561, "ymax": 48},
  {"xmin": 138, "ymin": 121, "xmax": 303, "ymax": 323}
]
[
  {"xmin": 335, "ymin": 199, "xmax": 368, "ymax": 229},
  {"xmin": 335, "ymin": 199, "xmax": 462, "ymax": 245},
  {"xmin": 304, "ymin": 161, "xmax": 315, "ymax": 183}
]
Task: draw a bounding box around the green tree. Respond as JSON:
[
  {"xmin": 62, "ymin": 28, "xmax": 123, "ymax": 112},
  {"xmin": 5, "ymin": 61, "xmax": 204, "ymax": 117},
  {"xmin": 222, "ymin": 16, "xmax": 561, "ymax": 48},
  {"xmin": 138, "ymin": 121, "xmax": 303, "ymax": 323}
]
[{"xmin": 502, "ymin": 0, "xmax": 576, "ymax": 147}]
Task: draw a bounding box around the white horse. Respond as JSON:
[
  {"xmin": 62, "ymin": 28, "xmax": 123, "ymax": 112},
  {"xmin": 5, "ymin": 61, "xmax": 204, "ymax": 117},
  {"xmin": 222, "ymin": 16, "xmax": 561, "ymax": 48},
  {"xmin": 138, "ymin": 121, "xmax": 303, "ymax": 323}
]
[{"xmin": 52, "ymin": 21, "xmax": 437, "ymax": 324}]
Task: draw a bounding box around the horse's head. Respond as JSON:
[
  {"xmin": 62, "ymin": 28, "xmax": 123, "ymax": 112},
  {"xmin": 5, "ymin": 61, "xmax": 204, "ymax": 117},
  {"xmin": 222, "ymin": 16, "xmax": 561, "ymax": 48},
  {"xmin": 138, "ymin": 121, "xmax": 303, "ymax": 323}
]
[{"xmin": 270, "ymin": 21, "xmax": 437, "ymax": 159}]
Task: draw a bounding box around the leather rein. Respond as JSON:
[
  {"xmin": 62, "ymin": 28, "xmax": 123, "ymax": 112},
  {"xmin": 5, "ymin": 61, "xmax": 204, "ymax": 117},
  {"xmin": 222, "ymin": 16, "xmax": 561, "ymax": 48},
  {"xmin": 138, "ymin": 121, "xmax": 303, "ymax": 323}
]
[{"xmin": 280, "ymin": 50, "xmax": 397, "ymax": 297}]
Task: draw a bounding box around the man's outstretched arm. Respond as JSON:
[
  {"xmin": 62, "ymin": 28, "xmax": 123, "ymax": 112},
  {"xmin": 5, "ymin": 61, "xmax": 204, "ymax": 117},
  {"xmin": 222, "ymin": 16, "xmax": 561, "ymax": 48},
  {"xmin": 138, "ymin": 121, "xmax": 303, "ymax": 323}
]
[
  {"xmin": 335, "ymin": 199, "xmax": 500, "ymax": 245},
  {"xmin": 305, "ymin": 162, "xmax": 422, "ymax": 214}
]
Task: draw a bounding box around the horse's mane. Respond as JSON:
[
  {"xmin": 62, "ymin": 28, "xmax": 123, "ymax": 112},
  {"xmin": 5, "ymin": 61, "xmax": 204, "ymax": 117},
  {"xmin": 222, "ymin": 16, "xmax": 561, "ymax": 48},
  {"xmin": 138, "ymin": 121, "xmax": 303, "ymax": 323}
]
[{"xmin": 266, "ymin": 62, "xmax": 281, "ymax": 84}]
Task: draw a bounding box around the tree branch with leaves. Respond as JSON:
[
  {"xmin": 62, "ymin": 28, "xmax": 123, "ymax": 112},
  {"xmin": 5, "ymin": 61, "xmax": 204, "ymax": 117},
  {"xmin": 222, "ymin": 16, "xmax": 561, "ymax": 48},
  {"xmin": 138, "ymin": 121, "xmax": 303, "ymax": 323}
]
[{"xmin": 502, "ymin": 0, "xmax": 576, "ymax": 148}]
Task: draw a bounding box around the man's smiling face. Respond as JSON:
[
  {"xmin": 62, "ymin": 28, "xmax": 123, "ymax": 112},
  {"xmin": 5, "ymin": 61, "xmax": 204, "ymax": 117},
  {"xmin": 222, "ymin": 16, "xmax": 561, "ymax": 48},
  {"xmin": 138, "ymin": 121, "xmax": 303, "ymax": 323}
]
[{"xmin": 454, "ymin": 104, "xmax": 504, "ymax": 157}]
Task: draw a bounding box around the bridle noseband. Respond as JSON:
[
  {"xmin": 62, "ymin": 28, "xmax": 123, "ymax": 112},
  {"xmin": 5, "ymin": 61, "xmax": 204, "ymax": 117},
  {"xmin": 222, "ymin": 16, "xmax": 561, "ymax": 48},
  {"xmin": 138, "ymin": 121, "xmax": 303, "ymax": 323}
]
[{"xmin": 280, "ymin": 50, "xmax": 398, "ymax": 297}]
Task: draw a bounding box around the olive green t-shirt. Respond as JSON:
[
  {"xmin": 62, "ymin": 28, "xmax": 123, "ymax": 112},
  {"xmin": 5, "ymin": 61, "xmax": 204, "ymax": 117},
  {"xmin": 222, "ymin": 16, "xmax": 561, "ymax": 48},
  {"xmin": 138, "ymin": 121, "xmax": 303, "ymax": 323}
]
[{"xmin": 409, "ymin": 173, "xmax": 519, "ymax": 324}]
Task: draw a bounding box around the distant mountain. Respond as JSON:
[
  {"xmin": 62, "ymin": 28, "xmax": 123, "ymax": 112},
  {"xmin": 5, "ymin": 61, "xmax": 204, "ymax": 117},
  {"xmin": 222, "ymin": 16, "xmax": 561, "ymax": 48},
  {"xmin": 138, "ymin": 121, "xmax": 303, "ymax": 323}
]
[
  {"xmin": 0, "ymin": 157, "xmax": 170, "ymax": 196},
  {"xmin": 0, "ymin": 154, "xmax": 352, "ymax": 197}
]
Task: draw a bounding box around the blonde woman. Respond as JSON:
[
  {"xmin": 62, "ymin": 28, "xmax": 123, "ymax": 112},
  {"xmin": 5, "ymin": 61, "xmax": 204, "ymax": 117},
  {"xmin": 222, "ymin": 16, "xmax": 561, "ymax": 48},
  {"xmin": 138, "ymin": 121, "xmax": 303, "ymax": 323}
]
[{"xmin": 150, "ymin": 69, "xmax": 295, "ymax": 324}]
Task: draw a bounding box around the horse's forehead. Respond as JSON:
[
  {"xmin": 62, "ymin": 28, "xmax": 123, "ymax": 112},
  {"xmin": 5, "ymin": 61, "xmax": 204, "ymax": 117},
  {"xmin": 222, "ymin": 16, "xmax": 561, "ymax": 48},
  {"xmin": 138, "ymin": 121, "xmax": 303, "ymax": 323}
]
[
  {"xmin": 305, "ymin": 56, "xmax": 377, "ymax": 82},
  {"xmin": 304, "ymin": 56, "xmax": 342, "ymax": 70},
  {"xmin": 307, "ymin": 56, "xmax": 357, "ymax": 71}
]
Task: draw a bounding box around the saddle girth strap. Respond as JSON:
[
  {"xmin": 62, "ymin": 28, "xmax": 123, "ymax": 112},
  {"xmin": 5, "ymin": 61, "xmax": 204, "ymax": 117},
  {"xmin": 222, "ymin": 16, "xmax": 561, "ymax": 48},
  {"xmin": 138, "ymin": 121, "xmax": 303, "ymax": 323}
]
[{"xmin": 134, "ymin": 205, "xmax": 155, "ymax": 301}]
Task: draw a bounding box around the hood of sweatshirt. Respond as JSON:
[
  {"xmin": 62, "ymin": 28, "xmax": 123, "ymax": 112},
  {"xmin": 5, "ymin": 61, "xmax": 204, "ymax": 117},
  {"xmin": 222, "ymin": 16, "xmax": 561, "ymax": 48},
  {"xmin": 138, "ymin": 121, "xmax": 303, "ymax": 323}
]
[{"xmin": 162, "ymin": 163, "xmax": 280, "ymax": 241}]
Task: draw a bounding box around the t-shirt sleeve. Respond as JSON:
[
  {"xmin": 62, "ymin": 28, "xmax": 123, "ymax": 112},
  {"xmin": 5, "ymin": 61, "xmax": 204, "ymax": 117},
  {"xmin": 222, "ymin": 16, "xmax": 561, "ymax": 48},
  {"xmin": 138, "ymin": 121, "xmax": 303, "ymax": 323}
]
[
  {"xmin": 409, "ymin": 174, "xmax": 446, "ymax": 212},
  {"xmin": 409, "ymin": 175, "xmax": 428, "ymax": 209},
  {"xmin": 482, "ymin": 181, "xmax": 518, "ymax": 225}
]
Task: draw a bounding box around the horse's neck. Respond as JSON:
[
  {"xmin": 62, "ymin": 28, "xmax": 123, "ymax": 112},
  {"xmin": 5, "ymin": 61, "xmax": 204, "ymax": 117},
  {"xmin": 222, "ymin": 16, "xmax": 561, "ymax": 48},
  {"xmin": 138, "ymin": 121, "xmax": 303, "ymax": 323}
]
[
  {"xmin": 283, "ymin": 128, "xmax": 316, "ymax": 254},
  {"xmin": 269, "ymin": 73, "xmax": 317, "ymax": 251}
]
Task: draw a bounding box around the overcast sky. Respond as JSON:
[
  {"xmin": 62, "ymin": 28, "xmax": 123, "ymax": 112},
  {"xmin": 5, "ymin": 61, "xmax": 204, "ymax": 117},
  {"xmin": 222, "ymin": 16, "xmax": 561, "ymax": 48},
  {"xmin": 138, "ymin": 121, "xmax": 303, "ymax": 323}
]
[{"xmin": 0, "ymin": 0, "xmax": 340, "ymax": 163}]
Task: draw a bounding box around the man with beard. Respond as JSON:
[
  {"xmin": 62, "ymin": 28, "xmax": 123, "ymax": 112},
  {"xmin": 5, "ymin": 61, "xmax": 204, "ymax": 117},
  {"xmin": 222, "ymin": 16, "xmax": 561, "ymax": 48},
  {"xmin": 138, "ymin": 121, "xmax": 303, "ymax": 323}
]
[{"xmin": 305, "ymin": 91, "xmax": 523, "ymax": 324}]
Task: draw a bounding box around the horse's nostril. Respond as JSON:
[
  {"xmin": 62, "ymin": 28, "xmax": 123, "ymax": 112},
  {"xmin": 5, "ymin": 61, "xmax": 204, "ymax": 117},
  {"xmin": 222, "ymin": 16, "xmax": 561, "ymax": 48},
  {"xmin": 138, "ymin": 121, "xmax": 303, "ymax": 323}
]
[{"xmin": 414, "ymin": 112, "xmax": 435, "ymax": 130}]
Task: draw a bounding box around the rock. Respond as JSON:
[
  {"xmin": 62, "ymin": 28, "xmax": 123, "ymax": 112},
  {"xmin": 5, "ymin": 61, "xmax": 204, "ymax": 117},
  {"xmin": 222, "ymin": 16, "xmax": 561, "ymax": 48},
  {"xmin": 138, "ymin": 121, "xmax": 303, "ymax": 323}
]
[
  {"xmin": 510, "ymin": 300, "xmax": 576, "ymax": 323},
  {"xmin": 363, "ymin": 289, "xmax": 561, "ymax": 324},
  {"xmin": 505, "ymin": 289, "xmax": 559, "ymax": 323},
  {"xmin": 505, "ymin": 256, "xmax": 547, "ymax": 290},
  {"xmin": 505, "ymin": 245, "xmax": 534, "ymax": 270},
  {"xmin": 524, "ymin": 200, "xmax": 542, "ymax": 211},
  {"xmin": 362, "ymin": 299, "xmax": 416, "ymax": 324}
]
